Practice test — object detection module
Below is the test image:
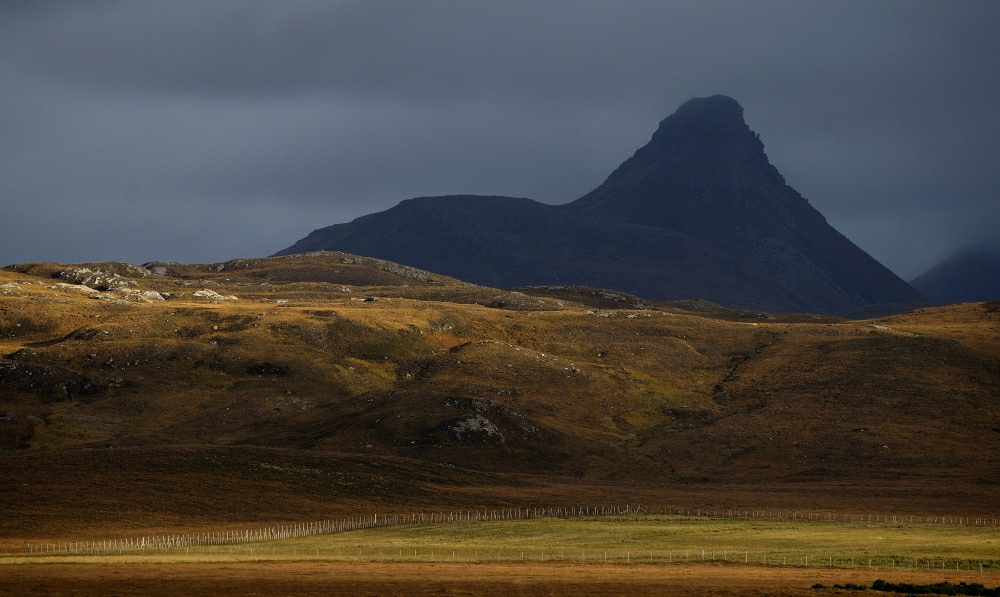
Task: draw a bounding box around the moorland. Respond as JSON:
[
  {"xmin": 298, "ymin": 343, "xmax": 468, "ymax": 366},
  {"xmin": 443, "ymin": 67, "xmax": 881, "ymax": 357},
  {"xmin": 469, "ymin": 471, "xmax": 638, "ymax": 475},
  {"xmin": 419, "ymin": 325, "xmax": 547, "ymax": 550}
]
[{"xmin": 1, "ymin": 251, "xmax": 998, "ymax": 595}]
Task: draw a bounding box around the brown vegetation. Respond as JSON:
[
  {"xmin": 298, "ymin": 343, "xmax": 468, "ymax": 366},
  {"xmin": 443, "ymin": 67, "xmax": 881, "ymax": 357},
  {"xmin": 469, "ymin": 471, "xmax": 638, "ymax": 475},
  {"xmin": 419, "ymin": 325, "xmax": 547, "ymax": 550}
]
[
  {"xmin": 1, "ymin": 251, "xmax": 998, "ymax": 542},
  {"xmin": 1, "ymin": 561, "xmax": 995, "ymax": 597}
]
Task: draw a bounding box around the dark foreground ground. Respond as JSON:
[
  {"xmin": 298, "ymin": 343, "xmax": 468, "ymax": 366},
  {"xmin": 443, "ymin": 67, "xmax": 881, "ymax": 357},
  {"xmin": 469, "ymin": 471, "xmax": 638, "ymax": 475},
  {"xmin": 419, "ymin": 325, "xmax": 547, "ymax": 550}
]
[
  {"xmin": 3, "ymin": 562, "xmax": 998, "ymax": 597},
  {"xmin": 3, "ymin": 443, "xmax": 999, "ymax": 547}
]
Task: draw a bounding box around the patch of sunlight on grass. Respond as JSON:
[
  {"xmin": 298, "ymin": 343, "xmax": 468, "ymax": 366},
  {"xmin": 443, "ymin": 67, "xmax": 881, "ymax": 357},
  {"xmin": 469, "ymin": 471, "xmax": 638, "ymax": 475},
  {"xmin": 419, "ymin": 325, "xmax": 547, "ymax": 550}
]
[{"xmin": 9, "ymin": 516, "xmax": 998, "ymax": 573}]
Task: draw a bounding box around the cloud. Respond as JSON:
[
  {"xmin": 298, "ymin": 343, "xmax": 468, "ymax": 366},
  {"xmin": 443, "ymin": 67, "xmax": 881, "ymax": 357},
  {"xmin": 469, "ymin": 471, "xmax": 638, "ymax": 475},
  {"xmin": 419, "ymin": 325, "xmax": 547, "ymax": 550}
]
[{"xmin": 0, "ymin": 1, "xmax": 997, "ymax": 279}]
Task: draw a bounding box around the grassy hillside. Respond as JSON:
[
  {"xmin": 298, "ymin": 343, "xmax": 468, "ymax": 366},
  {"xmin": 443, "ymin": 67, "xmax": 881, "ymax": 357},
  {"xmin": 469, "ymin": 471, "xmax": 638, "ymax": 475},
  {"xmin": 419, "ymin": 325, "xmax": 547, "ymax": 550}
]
[{"xmin": 2, "ymin": 252, "xmax": 999, "ymax": 537}]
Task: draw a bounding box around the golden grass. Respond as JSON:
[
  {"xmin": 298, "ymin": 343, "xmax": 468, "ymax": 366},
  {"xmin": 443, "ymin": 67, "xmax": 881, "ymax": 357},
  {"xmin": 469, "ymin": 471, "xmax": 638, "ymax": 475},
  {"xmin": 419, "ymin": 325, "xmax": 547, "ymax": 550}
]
[
  {"xmin": 7, "ymin": 516, "xmax": 1000, "ymax": 574},
  {"xmin": 3, "ymin": 252, "xmax": 1000, "ymax": 539}
]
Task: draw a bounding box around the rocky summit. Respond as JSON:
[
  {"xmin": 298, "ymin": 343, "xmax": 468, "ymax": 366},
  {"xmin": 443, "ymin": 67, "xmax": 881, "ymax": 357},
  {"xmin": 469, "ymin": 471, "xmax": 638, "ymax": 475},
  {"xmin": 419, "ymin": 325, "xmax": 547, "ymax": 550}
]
[{"xmin": 277, "ymin": 96, "xmax": 927, "ymax": 314}]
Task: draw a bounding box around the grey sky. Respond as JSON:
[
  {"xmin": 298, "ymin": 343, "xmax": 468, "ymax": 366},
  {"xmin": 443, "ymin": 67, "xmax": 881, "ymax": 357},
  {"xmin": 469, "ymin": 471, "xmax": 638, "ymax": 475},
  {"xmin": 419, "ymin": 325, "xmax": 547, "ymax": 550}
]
[{"xmin": 1, "ymin": 1, "xmax": 997, "ymax": 279}]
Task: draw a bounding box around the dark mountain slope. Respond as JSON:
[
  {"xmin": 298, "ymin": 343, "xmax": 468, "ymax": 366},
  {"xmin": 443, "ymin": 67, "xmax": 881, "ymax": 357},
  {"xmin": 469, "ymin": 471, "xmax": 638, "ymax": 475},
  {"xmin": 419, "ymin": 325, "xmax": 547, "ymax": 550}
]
[
  {"xmin": 278, "ymin": 96, "xmax": 927, "ymax": 313},
  {"xmin": 277, "ymin": 195, "xmax": 797, "ymax": 311},
  {"xmin": 910, "ymin": 245, "xmax": 1000, "ymax": 304},
  {"xmin": 565, "ymin": 95, "xmax": 925, "ymax": 311}
]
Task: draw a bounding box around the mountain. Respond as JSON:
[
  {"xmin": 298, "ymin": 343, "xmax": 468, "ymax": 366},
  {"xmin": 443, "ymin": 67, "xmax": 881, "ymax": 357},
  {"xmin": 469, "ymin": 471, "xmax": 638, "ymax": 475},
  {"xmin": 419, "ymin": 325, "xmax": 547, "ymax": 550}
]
[
  {"xmin": 278, "ymin": 195, "xmax": 801, "ymax": 312},
  {"xmin": 565, "ymin": 96, "xmax": 925, "ymax": 311},
  {"xmin": 910, "ymin": 245, "xmax": 1000, "ymax": 304},
  {"xmin": 277, "ymin": 96, "xmax": 927, "ymax": 314}
]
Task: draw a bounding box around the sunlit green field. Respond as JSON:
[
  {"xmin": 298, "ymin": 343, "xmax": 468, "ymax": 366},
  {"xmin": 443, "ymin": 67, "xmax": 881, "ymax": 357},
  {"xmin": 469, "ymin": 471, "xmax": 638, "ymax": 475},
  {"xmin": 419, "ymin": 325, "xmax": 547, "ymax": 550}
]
[{"xmin": 7, "ymin": 515, "xmax": 1000, "ymax": 573}]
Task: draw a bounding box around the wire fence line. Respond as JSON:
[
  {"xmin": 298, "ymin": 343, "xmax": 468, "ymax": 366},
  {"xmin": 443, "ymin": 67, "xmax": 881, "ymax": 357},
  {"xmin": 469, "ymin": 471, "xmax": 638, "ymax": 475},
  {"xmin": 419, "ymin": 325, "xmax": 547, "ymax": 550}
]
[
  {"xmin": 659, "ymin": 508, "xmax": 998, "ymax": 527},
  {"xmin": 20, "ymin": 504, "xmax": 999, "ymax": 560},
  {"xmin": 13, "ymin": 545, "xmax": 1000, "ymax": 574},
  {"xmin": 23, "ymin": 505, "xmax": 645, "ymax": 555}
]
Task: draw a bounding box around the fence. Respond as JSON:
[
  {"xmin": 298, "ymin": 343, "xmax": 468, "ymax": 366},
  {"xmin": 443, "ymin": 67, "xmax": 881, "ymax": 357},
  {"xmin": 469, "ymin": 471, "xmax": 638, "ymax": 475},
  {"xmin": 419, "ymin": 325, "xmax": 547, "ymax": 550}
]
[
  {"xmin": 22, "ymin": 504, "xmax": 999, "ymax": 562},
  {"xmin": 24, "ymin": 505, "xmax": 644, "ymax": 555},
  {"xmin": 658, "ymin": 508, "xmax": 998, "ymax": 527}
]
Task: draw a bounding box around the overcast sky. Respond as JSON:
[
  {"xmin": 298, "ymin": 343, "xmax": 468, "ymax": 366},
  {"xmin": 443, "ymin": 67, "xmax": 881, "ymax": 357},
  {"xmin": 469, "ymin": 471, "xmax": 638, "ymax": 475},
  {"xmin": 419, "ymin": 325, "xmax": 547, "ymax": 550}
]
[{"xmin": 1, "ymin": 1, "xmax": 997, "ymax": 279}]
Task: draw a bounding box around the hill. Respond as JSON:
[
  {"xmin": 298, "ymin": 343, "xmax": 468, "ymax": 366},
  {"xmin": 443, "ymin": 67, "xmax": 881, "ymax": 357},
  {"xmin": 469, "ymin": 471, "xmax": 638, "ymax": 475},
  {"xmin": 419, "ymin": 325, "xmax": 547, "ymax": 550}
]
[
  {"xmin": 1, "ymin": 253, "xmax": 998, "ymax": 539},
  {"xmin": 277, "ymin": 195, "xmax": 799, "ymax": 312},
  {"xmin": 277, "ymin": 96, "xmax": 927, "ymax": 314},
  {"xmin": 910, "ymin": 245, "xmax": 1000, "ymax": 304}
]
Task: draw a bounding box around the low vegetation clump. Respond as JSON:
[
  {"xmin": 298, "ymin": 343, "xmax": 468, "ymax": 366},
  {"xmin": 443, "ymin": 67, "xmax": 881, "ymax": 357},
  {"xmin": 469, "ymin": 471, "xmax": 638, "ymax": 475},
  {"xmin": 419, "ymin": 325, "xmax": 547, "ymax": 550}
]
[{"xmin": 815, "ymin": 580, "xmax": 1000, "ymax": 595}]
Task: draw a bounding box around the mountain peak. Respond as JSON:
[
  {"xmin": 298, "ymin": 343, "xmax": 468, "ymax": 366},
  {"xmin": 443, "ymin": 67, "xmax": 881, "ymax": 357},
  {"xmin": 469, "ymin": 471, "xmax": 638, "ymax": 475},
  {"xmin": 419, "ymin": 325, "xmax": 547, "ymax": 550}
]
[
  {"xmin": 563, "ymin": 96, "xmax": 926, "ymax": 310},
  {"xmin": 641, "ymin": 95, "xmax": 765, "ymax": 172},
  {"xmin": 566, "ymin": 95, "xmax": 782, "ymax": 232},
  {"xmin": 669, "ymin": 95, "xmax": 746, "ymax": 127}
]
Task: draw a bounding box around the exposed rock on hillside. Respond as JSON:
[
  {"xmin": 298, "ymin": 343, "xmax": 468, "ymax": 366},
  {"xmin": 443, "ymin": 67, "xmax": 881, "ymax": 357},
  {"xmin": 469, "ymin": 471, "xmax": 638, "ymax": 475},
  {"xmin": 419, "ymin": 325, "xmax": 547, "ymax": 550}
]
[
  {"xmin": 59, "ymin": 267, "xmax": 141, "ymax": 290},
  {"xmin": 192, "ymin": 289, "xmax": 238, "ymax": 301},
  {"xmin": 449, "ymin": 415, "xmax": 505, "ymax": 445}
]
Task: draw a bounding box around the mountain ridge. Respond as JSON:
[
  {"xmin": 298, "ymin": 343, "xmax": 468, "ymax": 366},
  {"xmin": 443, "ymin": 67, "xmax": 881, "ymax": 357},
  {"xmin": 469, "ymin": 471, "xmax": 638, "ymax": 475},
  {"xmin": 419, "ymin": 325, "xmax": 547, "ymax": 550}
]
[
  {"xmin": 278, "ymin": 195, "xmax": 804, "ymax": 311},
  {"xmin": 910, "ymin": 244, "xmax": 1000, "ymax": 304}
]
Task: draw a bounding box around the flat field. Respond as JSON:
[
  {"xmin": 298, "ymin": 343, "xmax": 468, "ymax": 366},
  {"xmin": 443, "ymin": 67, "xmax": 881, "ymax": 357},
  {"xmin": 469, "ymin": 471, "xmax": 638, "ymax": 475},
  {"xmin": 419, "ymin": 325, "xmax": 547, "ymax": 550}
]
[
  {"xmin": 230, "ymin": 515, "xmax": 1000, "ymax": 569},
  {"xmin": 3, "ymin": 562, "xmax": 997, "ymax": 597},
  {"xmin": 8, "ymin": 515, "xmax": 999, "ymax": 569},
  {"xmin": 4, "ymin": 516, "xmax": 999, "ymax": 596}
]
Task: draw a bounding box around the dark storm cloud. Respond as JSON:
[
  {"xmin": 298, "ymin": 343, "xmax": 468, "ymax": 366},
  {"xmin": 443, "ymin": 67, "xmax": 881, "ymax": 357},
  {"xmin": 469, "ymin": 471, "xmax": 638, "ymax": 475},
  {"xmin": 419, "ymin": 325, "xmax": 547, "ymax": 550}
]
[{"xmin": 0, "ymin": 1, "xmax": 997, "ymax": 278}]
